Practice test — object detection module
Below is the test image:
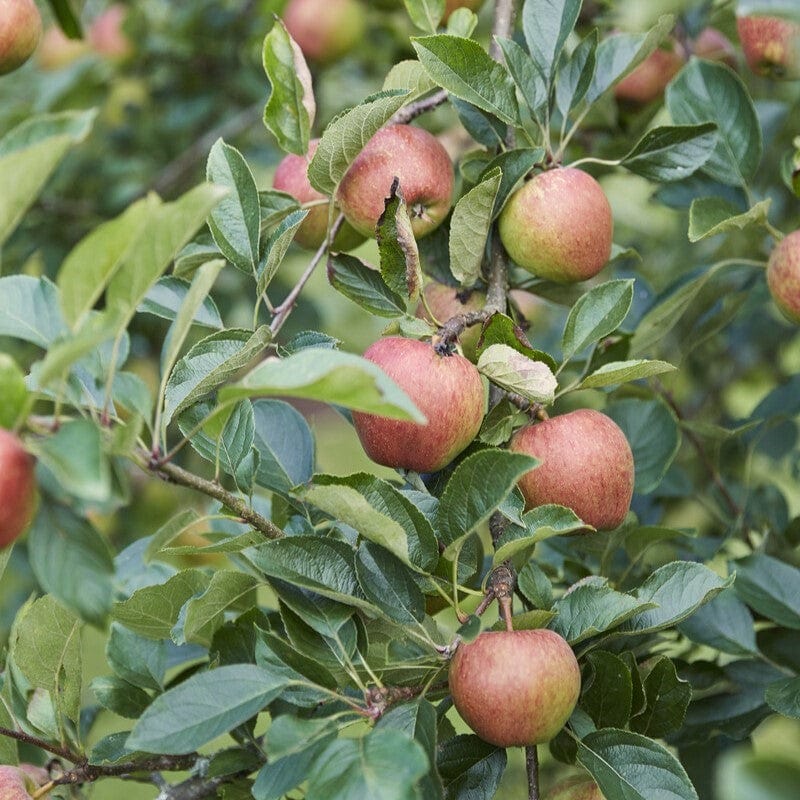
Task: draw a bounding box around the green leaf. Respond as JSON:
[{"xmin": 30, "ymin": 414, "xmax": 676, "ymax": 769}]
[
  {"xmin": 480, "ymin": 148, "xmax": 544, "ymax": 217},
  {"xmin": 0, "ymin": 276, "xmax": 67, "ymax": 348},
  {"xmin": 607, "ymin": 397, "xmax": 680, "ymax": 494},
  {"xmin": 257, "ymin": 209, "xmax": 309, "ymax": 295},
  {"xmin": 582, "ymin": 651, "xmax": 633, "ymax": 729},
  {"xmin": 258, "ymin": 189, "xmax": 302, "ymax": 231},
  {"xmin": 687, "ymin": 197, "xmax": 772, "ymax": 242},
  {"xmin": 140, "ymin": 274, "xmax": 223, "ymax": 329},
  {"xmin": 13, "ymin": 595, "xmax": 83, "ymax": 725},
  {"xmin": 412, "ymin": 35, "xmax": 519, "ymax": 124},
  {"xmin": 496, "ymin": 37, "xmax": 548, "ymax": 120},
  {"xmin": 517, "ymin": 561, "xmax": 553, "ymax": 609},
  {"xmin": 262, "ymin": 19, "xmax": 313, "ymax": 155},
  {"xmin": 356, "ymin": 542, "xmax": 425, "ymax": 624},
  {"xmin": 206, "ymin": 140, "xmax": 262, "ymax": 274},
  {"xmin": 449, "ymin": 167, "xmax": 501, "ymax": 286},
  {"xmin": 43, "ymin": 0, "xmax": 82, "ymax": 37},
  {"xmin": 377, "ymin": 178, "xmax": 423, "ymax": 301},
  {"xmin": 403, "ymin": 0, "xmax": 445, "ymax": 33},
  {"xmin": 328, "ymin": 253, "xmax": 406, "ymax": 317},
  {"xmin": 0, "ymin": 110, "xmax": 95, "ymax": 246},
  {"xmin": 106, "ymin": 623, "xmax": 167, "ymax": 692},
  {"xmin": 630, "ymin": 656, "xmax": 691, "ymax": 738},
  {"xmin": 522, "ymin": 0, "xmax": 581, "ymax": 87},
  {"xmin": 181, "ymin": 571, "xmax": 259, "ymax": 646},
  {"xmin": 475, "ymin": 312, "xmax": 557, "ymax": 371},
  {"xmin": 478, "ymin": 343, "xmax": 557, "ymax": 405},
  {"xmin": 617, "ymin": 561, "xmax": 730, "ymax": 635},
  {"xmin": 308, "ymin": 90, "xmax": 409, "ymax": 195},
  {"xmin": 766, "ymin": 677, "xmax": 800, "ymax": 720},
  {"xmin": 717, "ymin": 753, "xmax": 800, "ymax": 800},
  {"xmin": 91, "ymin": 676, "xmax": 151, "ymax": 719},
  {"xmin": 732, "ymin": 553, "xmax": 800, "ymax": 629},
  {"xmin": 438, "ymin": 734, "xmax": 506, "ymax": 800},
  {"xmin": 0, "ymin": 354, "xmax": 28, "ymax": 429},
  {"xmin": 306, "ymin": 727, "xmax": 429, "ymax": 800},
  {"xmin": 621, "ymin": 123, "xmax": 718, "ymax": 183},
  {"xmin": 666, "ymin": 59, "xmax": 762, "ymax": 187},
  {"xmin": 164, "ymin": 326, "xmax": 271, "ymax": 426},
  {"xmin": 127, "ymin": 665, "xmax": 283, "ymax": 754},
  {"xmin": 221, "ymin": 348, "xmax": 424, "ymax": 422},
  {"xmin": 577, "ymin": 359, "xmax": 676, "ymax": 390},
  {"xmin": 561, "ymin": 280, "xmax": 634, "ymax": 363},
  {"xmin": 555, "ymin": 30, "xmax": 598, "ymax": 117},
  {"xmin": 436, "ymin": 449, "xmax": 537, "ymax": 550},
  {"xmin": 383, "ymin": 60, "xmax": 437, "ymax": 96},
  {"xmin": 577, "ymin": 728, "xmax": 698, "ymax": 800},
  {"xmin": 494, "ymin": 505, "xmax": 587, "ymax": 565},
  {"xmin": 678, "ymin": 589, "xmax": 758, "ymax": 655}
]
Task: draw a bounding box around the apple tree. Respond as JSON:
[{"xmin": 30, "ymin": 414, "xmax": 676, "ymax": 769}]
[{"xmin": 1, "ymin": 0, "xmax": 799, "ymax": 799}]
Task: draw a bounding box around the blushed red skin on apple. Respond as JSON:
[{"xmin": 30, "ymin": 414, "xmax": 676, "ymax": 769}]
[
  {"xmin": 613, "ymin": 46, "xmax": 684, "ymax": 104},
  {"xmin": 0, "ymin": 428, "xmax": 36, "ymax": 548},
  {"xmin": 0, "ymin": 765, "xmax": 35, "ymax": 799},
  {"xmin": 273, "ymin": 139, "xmax": 364, "ymax": 251},
  {"xmin": 282, "ymin": 0, "xmax": 365, "ymax": 64},
  {"xmin": 545, "ymin": 776, "xmax": 604, "ymax": 800},
  {"xmin": 443, "ymin": 0, "xmax": 484, "ymax": 21},
  {"xmin": 0, "ymin": 0, "xmax": 42, "ymax": 75},
  {"xmin": 351, "ymin": 337, "xmax": 484, "ymax": 473},
  {"xmin": 509, "ymin": 409, "xmax": 634, "ymax": 531},
  {"xmin": 737, "ymin": 15, "xmax": 800, "ymax": 80},
  {"xmin": 498, "ymin": 167, "xmax": 613, "ymax": 283},
  {"xmin": 415, "ymin": 282, "xmax": 485, "ymax": 361},
  {"xmin": 449, "ymin": 629, "xmax": 581, "ymax": 747},
  {"xmin": 336, "ymin": 124, "xmax": 455, "ymax": 240},
  {"xmin": 767, "ymin": 229, "xmax": 800, "ymax": 323},
  {"xmin": 692, "ymin": 27, "xmax": 737, "ymax": 69},
  {"xmin": 88, "ymin": 4, "xmax": 132, "ymax": 60}
]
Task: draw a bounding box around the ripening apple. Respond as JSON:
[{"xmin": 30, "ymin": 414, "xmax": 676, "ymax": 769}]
[
  {"xmin": 273, "ymin": 139, "xmax": 364, "ymax": 251},
  {"xmin": 36, "ymin": 26, "xmax": 90, "ymax": 70},
  {"xmin": 737, "ymin": 14, "xmax": 800, "ymax": 80},
  {"xmin": 0, "ymin": 765, "xmax": 35, "ymax": 799},
  {"xmin": 613, "ymin": 43, "xmax": 685, "ymax": 104},
  {"xmin": 351, "ymin": 337, "xmax": 485, "ymax": 472},
  {"xmin": 767, "ymin": 229, "xmax": 800, "ymax": 322},
  {"xmin": 415, "ymin": 282, "xmax": 485, "ymax": 360},
  {"xmin": 0, "ymin": 0, "xmax": 42, "ymax": 75},
  {"xmin": 336, "ymin": 124, "xmax": 455, "ymax": 240},
  {"xmin": 692, "ymin": 27, "xmax": 737, "ymax": 69},
  {"xmin": 444, "ymin": 0, "xmax": 485, "ymax": 21},
  {"xmin": 88, "ymin": 4, "xmax": 133, "ymax": 61},
  {"xmin": 449, "ymin": 629, "xmax": 581, "ymax": 747},
  {"xmin": 282, "ymin": 0, "xmax": 365, "ymax": 64},
  {"xmin": 498, "ymin": 167, "xmax": 613, "ymax": 283},
  {"xmin": 509, "ymin": 409, "xmax": 634, "ymax": 530},
  {"xmin": 0, "ymin": 428, "xmax": 37, "ymax": 548},
  {"xmin": 545, "ymin": 776, "xmax": 604, "ymax": 800}
]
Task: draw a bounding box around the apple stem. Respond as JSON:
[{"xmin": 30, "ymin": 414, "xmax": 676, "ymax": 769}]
[{"xmin": 525, "ymin": 745, "xmax": 540, "ymax": 800}]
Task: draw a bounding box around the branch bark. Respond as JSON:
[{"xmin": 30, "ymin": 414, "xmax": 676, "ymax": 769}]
[
  {"xmin": 526, "ymin": 744, "xmax": 540, "ymax": 800},
  {"xmin": 390, "ymin": 89, "xmax": 449, "ymax": 125}
]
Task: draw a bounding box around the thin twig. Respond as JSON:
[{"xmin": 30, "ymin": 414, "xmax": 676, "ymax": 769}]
[
  {"xmin": 0, "ymin": 727, "xmax": 79, "ymax": 763},
  {"xmin": 390, "ymin": 89, "xmax": 449, "ymax": 125},
  {"xmin": 489, "ymin": 0, "xmax": 518, "ymax": 61},
  {"xmin": 526, "ymin": 745, "xmax": 540, "ymax": 800}
]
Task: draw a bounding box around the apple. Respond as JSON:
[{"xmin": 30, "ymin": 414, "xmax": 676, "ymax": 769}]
[
  {"xmin": 613, "ymin": 43, "xmax": 685, "ymax": 104},
  {"xmin": 449, "ymin": 628, "xmax": 581, "ymax": 747},
  {"xmin": 509, "ymin": 409, "xmax": 634, "ymax": 530},
  {"xmin": 545, "ymin": 776, "xmax": 604, "ymax": 800},
  {"xmin": 767, "ymin": 230, "xmax": 800, "ymax": 322},
  {"xmin": 415, "ymin": 282, "xmax": 485, "ymax": 360},
  {"xmin": 0, "ymin": 0, "xmax": 42, "ymax": 75},
  {"xmin": 444, "ymin": 0, "xmax": 485, "ymax": 21},
  {"xmin": 36, "ymin": 26, "xmax": 90, "ymax": 70},
  {"xmin": 0, "ymin": 765, "xmax": 35, "ymax": 799},
  {"xmin": 0, "ymin": 428, "xmax": 36, "ymax": 548},
  {"xmin": 282, "ymin": 0, "xmax": 365, "ymax": 64},
  {"xmin": 498, "ymin": 167, "xmax": 613, "ymax": 283},
  {"xmin": 351, "ymin": 337, "xmax": 484, "ymax": 472},
  {"xmin": 88, "ymin": 4, "xmax": 133, "ymax": 60},
  {"xmin": 273, "ymin": 139, "xmax": 365, "ymax": 251},
  {"xmin": 737, "ymin": 14, "xmax": 800, "ymax": 80},
  {"xmin": 336, "ymin": 124, "xmax": 454, "ymax": 240},
  {"xmin": 691, "ymin": 27, "xmax": 737, "ymax": 69}
]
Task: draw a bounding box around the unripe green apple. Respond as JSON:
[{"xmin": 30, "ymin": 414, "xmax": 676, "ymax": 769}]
[
  {"xmin": 0, "ymin": 765, "xmax": 36, "ymax": 799},
  {"xmin": 282, "ymin": 0, "xmax": 365, "ymax": 64},
  {"xmin": 509, "ymin": 409, "xmax": 634, "ymax": 530},
  {"xmin": 737, "ymin": 15, "xmax": 800, "ymax": 80},
  {"xmin": 692, "ymin": 27, "xmax": 737, "ymax": 69},
  {"xmin": 545, "ymin": 776, "xmax": 604, "ymax": 800},
  {"xmin": 273, "ymin": 139, "xmax": 365, "ymax": 251},
  {"xmin": 336, "ymin": 124, "xmax": 454, "ymax": 240},
  {"xmin": 449, "ymin": 629, "xmax": 581, "ymax": 747},
  {"xmin": 0, "ymin": 0, "xmax": 42, "ymax": 75},
  {"xmin": 0, "ymin": 428, "xmax": 36, "ymax": 548},
  {"xmin": 415, "ymin": 282, "xmax": 485, "ymax": 361},
  {"xmin": 767, "ymin": 229, "xmax": 800, "ymax": 322},
  {"xmin": 613, "ymin": 43, "xmax": 684, "ymax": 104},
  {"xmin": 498, "ymin": 167, "xmax": 613, "ymax": 283},
  {"xmin": 88, "ymin": 4, "xmax": 133, "ymax": 61},
  {"xmin": 351, "ymin": 337, "xmax": 485, "ymax": 472}
]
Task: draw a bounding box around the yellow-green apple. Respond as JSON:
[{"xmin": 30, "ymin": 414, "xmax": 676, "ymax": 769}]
[
  {"xmin": 498, "ymin": 167, "xmax": 613, "ymax": 283},
  {"xmin": 692, "ymin": 27, "xmax": 737, "ymax": 69},
  {"xmin": 88, "ymin": 4, "xmax": 133, "ymax": 60},
  {"xmin": 351, "ymin": 337, "xmax": 484, "ymax": 472},
  {"xmin": 613, "ymin": 43, "xmax": 685, "ymax": 103},
  {"xmin": 415, "ymin": 282, "xmax": 485, "ymax": 360},
  {"xmin": 0, "ymin": 0, "xmax": 42, "ymax": 75},
  {"xmin": 767, "ymin": 229, "xmax": 800, "ymax": 322},
  {"xmin": 0, "ymin": 428, "xmax": 36, "ymax": 548},
  {"xmin": 509, "ymin": 409, "xmax": 634, "ymax": 530},
  {"xmin": 0, "ymin": 765, "xmax": 36, "ymax": 799},
  {"xmin": 273, "ymin": 139, "xmax": 365, "ymax": 251},
  {"xmin": 737, "ymin": 14, "xmax": 800, "ymax": 79},
  {"xmin": 36, "ymin": 26, "xmax": 90, "ymax": 70},
  {"xmin": 449, "ymin": 628, "xmax": 581, "ymax": 747},
  {"xmin": 282, "ymin": 0, "xmax": 365, "ymax": 64},
  {"xmin": 545, "ymin": 776, "xmax": 604, "ymax": 800},
  {"xmin": 336, "ymin": 124, "xmax": 454, "ymax": 240}
]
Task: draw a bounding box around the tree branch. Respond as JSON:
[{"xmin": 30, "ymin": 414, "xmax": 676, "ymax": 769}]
[
  {"xmin": 0, "ymin": 727, "xmax": 79, "ymax": 763},
  {"xmin": 526, "ymin": 744, "xmax": 540, "ymax": 800},
  {"xmin": 390, "ymin": 89, "xmax": 449, "ymax": 125},
  {"xmin": 489, "ymin": 0, "xmax": 518, "ymax": 62}
]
